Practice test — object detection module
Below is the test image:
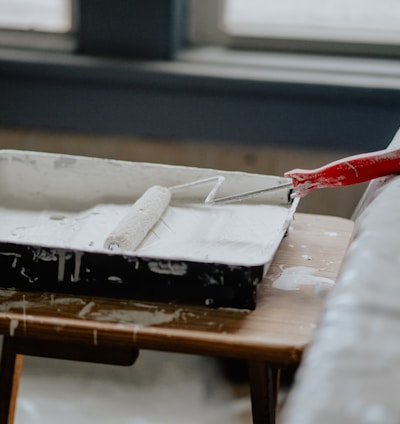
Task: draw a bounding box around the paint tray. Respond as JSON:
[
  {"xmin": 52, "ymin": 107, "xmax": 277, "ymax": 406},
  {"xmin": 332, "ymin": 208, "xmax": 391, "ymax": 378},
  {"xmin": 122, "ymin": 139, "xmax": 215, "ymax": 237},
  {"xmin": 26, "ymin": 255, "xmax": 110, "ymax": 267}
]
[{"xmin": 0, "ymin": 150, "xmax": 297, "ymax": 309}]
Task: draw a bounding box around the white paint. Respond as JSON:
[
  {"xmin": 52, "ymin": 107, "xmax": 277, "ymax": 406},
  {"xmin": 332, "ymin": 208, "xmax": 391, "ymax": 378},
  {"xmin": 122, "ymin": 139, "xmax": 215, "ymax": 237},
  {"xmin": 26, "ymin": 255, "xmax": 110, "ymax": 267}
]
[
  {"xmin": 218, "ymin": 307, "xmax": 250, "ymax": 314},
  {"xmin": 32, "ymin": 250, "xmax": 57, "ymax": 262},
  {"xmin": 51, "ymin": 297, "xmax": 85, "ymax": 306},
  {"xmin": 20, "ymin": 267, "xmax": 37, "ymax": 284},
  {"xmin": 324, "ymin": 231, "xmax": 338, "ymax": 236},
  {"xmin": 148, "ymin": 261, "xmax": 188, "ymax": 276},
  {"xmin": 72, "ymin": 251, "xmax": 82, "ymax": 282},
  {"xmin": 89, "ymin": 308, "xmax": 182, "ymax": 325},
  {"xmin": 107, "ymin": 276, "xmax": 123, "ymax": 283},
  {"xmin": 78, "ymin": 301, "xmax": 95, "ymax": 318},
  {"xmin": 22, "ymin": 294, "xmax": 27, "ymax": 331},
  {"xmin": 137, "ymin": 203, "xmax": 292, "ymax": 264},
  {"xmin": 0, "ymin": 299, "xmax": 44, "ymax": 312},
  {"xmin": 0, "ymin": 252, "xmax": 21, "ymax": 267},
  {"xmin": 9, "ymin": 318, "xmax": 19, "ymax": 336},
  {"xmin": 0, "ymin": 288, "xmax": 17, "ymax": 297},
  {"xmin": 0, "ymin": 150, "xmax": 296, "ymax": 266},
  {"xmin": 132, "ymin": 302, "xmax": 159, "ymax": 309},
  {"xmin": 271, "ymin": 266, "xmax": 335, "ymax": 292},
  {"xmin": 57, "ymin": 251, "xmax": 65, "ymax": 282}
]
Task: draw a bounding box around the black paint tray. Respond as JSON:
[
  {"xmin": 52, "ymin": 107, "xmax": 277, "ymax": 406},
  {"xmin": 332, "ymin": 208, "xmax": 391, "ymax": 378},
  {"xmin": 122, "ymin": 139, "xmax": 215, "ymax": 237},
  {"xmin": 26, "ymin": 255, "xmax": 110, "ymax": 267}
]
[{"xmin": 0, "ymin": 150, "xmax": 297, "ymax": 309}]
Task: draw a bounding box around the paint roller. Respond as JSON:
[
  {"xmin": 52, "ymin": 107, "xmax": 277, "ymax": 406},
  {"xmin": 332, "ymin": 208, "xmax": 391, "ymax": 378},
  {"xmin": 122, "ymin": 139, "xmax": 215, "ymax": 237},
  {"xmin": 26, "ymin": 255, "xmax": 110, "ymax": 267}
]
[
  {"xmin": 104, "ymin": 176, "xmax": 225, "ymax": 252},
  {"xmin": 105, "ymin": 146, "xmax": 400, "ymax": 252},
  {"xmin": 208, "ymin": 147, "xmax": 400, "ymax": 203}
]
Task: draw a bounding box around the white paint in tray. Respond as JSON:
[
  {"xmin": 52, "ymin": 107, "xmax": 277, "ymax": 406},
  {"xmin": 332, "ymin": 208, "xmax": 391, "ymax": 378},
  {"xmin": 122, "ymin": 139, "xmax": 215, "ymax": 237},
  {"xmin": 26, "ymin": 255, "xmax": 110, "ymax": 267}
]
[{"xmin": 0, "ymin": 150, "xmax": 297, "ymax": 266}]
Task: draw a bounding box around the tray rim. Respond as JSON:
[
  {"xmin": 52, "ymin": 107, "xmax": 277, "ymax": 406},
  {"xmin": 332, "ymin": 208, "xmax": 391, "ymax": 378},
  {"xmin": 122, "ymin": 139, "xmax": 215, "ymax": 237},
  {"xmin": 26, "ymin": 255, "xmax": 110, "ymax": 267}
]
[{"xmin": 0, "ymin": 149, "xmax": 298, "ymax": 267}]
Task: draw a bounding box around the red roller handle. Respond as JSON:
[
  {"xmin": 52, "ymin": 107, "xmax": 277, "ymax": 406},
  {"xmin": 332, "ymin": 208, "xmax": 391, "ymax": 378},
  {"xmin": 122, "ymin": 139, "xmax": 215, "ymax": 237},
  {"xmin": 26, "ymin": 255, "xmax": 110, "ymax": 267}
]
[{"xmin": 284, "ymin": 148, "xmax": 400, "ymax": 198}]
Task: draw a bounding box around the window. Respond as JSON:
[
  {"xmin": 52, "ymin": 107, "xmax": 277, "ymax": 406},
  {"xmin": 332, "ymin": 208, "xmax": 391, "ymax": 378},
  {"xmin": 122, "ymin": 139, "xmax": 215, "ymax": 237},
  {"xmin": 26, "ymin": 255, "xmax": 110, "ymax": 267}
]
[
  {"xmin": 224, "ymin": 0, "xmax": 400, "ymax": 42},
  {"xmin": 189, "ymin": 0, "xmax": 400, "ymax": 57},
  {"xmin": 0, "ymin": 0, "xmax": 71, "ymax": 32},
  {"xmin": 0, "ymin": 0, "xmax": 74, "ymax": 51}
]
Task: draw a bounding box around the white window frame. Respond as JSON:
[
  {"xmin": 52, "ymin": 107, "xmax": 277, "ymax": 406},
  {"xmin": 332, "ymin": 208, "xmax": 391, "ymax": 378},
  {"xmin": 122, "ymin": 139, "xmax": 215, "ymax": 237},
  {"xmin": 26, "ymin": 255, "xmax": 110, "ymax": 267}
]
[
  {"xmin": 186, "ymin": 0, "xmax": 226, "ymax": 46},
  {"xmin": 0, "ymin": 0, "xmax": 77, "ymax": 51},
  {"xmin": 187, "ymin": 0, "xmax": 400, "ymax": 57},
  {"xmin": 0, "ymin": 0, "xmax": 72, "ymax": 33}
]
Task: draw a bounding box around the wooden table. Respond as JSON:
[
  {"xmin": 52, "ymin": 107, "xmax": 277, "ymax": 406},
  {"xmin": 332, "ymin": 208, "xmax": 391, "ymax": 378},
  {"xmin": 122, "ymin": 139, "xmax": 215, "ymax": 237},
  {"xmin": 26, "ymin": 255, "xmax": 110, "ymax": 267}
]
[{"xmin": 0, "ymin": 213, "xmax": 353, "ymax": 424}]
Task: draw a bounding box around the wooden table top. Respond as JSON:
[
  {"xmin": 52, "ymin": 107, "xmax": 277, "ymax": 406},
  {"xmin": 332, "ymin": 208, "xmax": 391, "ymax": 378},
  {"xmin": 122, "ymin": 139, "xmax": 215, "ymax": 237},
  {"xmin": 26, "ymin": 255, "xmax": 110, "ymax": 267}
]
[{"xmin": 0, "ymin": 213, "xmax": 353, "ymax": 364}]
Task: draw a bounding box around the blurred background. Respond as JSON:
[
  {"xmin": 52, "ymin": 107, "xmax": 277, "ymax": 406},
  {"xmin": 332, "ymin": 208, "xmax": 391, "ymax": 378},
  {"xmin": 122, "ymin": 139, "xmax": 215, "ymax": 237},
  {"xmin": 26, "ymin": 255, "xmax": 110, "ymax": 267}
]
[{"xmin": 0, "ymin": 1, "xmax": 400, "ymax": 422}]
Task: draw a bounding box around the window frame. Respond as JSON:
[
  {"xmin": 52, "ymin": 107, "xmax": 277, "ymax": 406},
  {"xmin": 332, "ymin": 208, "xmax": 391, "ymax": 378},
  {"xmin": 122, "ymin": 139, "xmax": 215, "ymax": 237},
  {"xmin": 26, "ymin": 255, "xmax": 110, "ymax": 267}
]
[
  {"xmin": 191, "ymin": 0, "xmax": 400, "ymax": 58},
  {"xmin": 0, "ymin": 0, "xmax": 186, "ymax": 59},
  {"xmin": 76, "ymin": 0, "xmax": 186, "ymax": 59}
]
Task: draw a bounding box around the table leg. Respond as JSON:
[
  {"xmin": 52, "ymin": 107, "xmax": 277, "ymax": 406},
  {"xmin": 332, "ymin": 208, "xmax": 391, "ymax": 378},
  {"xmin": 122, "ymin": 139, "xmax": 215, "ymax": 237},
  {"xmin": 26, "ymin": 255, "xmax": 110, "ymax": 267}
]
[
  {"xmin": 248, "ymin": 360, "xmax": 281, "ymax": 424},
  {"xmin": 0, "ymin": 337, "xmax": 24, "ymax": 424}
]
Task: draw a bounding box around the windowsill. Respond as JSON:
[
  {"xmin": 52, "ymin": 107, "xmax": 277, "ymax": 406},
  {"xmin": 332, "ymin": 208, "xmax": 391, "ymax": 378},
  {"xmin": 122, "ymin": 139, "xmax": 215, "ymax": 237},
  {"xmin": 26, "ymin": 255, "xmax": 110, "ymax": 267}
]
[
  {"xmin": 179, "ymin": 46, "xmax": 400, "ymax": 90},
  {"xmin": 2, "ymin": 42, "xmax": 400, "ymax": 90},
  {"xmin": 0, "ymin": 29, "xmax": 75, "ymax": 52},
  {"xmin": 0, "ymin": 42, "xmax": 399, "ymax": 150}
]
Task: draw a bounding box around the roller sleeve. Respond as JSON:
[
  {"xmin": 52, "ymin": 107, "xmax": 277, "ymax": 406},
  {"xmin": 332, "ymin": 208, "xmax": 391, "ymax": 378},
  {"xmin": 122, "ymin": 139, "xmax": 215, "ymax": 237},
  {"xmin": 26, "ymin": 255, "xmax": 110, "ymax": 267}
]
[{"xmin": 104, "ymin": 185, "xmax": 171, "ymax": 252}]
